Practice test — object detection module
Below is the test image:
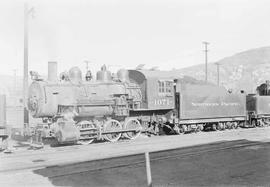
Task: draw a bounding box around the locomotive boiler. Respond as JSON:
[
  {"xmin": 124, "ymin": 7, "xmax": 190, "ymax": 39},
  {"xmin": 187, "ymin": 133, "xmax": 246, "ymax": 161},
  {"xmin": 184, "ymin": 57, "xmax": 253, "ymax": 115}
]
[{"xmin": 28, "ymin": 62, "xmax": 143, "ymax": 144}]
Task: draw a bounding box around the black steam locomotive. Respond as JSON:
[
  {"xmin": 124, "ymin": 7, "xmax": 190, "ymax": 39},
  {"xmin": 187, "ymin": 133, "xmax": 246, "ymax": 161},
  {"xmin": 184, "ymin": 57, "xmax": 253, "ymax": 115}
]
[{"xmin": 27, "ymin": 62, "xmax": 270, "ymax": 144}]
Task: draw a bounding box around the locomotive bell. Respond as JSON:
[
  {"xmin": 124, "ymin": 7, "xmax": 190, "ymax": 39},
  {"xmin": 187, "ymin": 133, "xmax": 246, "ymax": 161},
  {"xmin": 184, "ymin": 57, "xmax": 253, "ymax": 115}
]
[
  {"xmin": 96, "ymin": 65, "xmax": 112, "ymax": 82},
  {"xmin": 117, "ymin": 69, "xmax": 129, "ymax": 82},
  {"xmin": 69, "ymin": 67, "xmax": 82, "ymax": 84}
]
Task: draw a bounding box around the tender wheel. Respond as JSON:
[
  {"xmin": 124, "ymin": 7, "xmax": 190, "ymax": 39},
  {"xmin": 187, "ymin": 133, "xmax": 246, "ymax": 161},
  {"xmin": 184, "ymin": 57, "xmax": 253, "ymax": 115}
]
[
  {"xmin": 123, "ymin": 118, "xmax": 142, "ymax": 140},
  {"xmin": 236, "ymin": 122, "xmax": 242, "ymax": 128},
  {"xmin": 212, "ymin": 124, "xmax": 217, "ymax": 131},
  {"xmin": 76, "ymin": 120, "xmax": 96, "ymax": 145},
  {"xmin": 217, "ymin": 123, "xmax": 223, "ymax": 131},
  {"xmin": 182, "ymin": 125, "xmax": 187, "ymax": 133},
  {"xmin": 265, "ymin": 119, "xmax": 270, "ymax": 126},
  {"xmin": 174, "ymin": 125, "xmax": 182, "ymax": 135},
  {"xmin": 55, "ymin": 131, "xmax": 63, "ymax": 143},
  {"xmin": 231, "ymin": 122, "xmax": 237, "ymax": 129},
  {"xmin": 197, "ymin": 124, "xmax": 204, "ymax": 132},
  {"xmin": 251, "ymin": 120, "xmax": 257, "ymax": 128},
  {"xmin": 257, "ymin": 120, "xmax": 264, "ymax": 127},
  {"xmin": 103, "ymin": 119, "xmax": 122, "ymax": 142},
  {"xmin": 228, "ymin": 122, "xmax": 234, "ymax": 129}
]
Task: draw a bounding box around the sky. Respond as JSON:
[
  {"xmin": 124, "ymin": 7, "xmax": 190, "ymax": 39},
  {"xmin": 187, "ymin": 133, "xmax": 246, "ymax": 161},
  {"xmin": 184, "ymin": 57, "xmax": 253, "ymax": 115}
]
[{"xmin": 0, "ymin": 0, "xmax": 270, "ymax": 76}]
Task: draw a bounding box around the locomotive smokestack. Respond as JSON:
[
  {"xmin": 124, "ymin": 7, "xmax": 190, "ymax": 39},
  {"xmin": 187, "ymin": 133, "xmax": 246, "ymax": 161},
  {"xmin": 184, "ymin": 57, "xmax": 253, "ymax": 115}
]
[{"xmin": 48, "ymin": 61, "xmax": 58, "ymax": 82}]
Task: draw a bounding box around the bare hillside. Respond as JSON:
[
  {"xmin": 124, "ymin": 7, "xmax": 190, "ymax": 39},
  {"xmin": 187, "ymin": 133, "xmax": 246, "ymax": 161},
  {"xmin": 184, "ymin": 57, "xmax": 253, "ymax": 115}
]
[{"xmin": 178, "ymin": 46, "xmax": 270, "ymax": 93}]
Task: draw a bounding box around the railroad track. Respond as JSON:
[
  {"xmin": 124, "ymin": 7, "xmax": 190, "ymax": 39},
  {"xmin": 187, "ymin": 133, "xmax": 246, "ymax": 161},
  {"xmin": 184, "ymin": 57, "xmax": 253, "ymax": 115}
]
[
  {"xmin": 6, "ymin": 126, "xmax": 269, "ymax": 158},
  {"xmin": 1, "ymin": 127, "xmax": 270, "ymax": 174}
]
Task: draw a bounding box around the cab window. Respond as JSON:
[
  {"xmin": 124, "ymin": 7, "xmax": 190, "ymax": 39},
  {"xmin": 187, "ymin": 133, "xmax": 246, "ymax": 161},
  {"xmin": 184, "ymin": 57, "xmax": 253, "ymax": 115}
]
[{"xmin": 158, "ymin": 80, "xmax": 173, "ymax": 94}]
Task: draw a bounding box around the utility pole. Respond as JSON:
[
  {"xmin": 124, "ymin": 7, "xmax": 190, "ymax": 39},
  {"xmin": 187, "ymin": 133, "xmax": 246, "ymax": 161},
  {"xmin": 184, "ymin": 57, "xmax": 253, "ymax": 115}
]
[
  {"xmin": 215, "ymin": 62, "xmax": 221, "ymax": 86},
  {"xmin": 202, "ymin": 42, "xmax": 209, "ymax": 82},
  {"xmin": 23, "ymin": 3, "xmax": 29, "ymax": 127},
  {"xmin": 23, "ymin": 3, "xmax": 34, "ymax": 127}
]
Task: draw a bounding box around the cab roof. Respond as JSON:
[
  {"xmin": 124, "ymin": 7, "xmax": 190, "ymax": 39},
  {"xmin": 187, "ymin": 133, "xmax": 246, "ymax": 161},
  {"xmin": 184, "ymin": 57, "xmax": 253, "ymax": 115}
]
[
  {"xmin": 128, "ymin": 69, "xmax": 183, "ymax": 79},
  {"xmin": 128, "ymin": 69, "xmax": 207, "ymax": 84}
]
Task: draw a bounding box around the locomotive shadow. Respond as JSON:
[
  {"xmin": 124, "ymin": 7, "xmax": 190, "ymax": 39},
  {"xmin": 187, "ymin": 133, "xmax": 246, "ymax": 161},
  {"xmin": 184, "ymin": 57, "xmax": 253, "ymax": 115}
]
[{"xmin": 32, "ymin": 139, "xmax": 269, "ymax": 187}]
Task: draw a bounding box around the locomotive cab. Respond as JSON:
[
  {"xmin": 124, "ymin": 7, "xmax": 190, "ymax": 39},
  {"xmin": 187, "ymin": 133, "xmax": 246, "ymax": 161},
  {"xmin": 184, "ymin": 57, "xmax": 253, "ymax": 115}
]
[{"xmin": 128, "ymin": 69, "xmax": 175, "ymax": 110}]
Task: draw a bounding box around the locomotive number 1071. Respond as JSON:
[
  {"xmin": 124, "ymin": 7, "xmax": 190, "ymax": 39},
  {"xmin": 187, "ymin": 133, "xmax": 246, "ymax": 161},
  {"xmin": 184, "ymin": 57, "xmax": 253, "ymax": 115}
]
[{"xmin": 154, "ymin": 98, "xmax": 172, "ymax": 106}]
